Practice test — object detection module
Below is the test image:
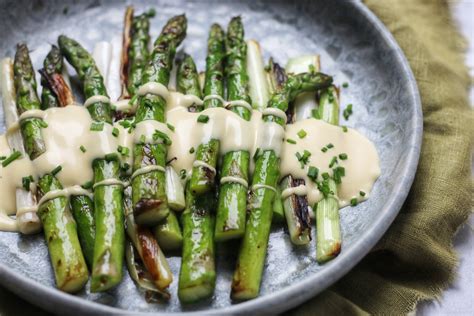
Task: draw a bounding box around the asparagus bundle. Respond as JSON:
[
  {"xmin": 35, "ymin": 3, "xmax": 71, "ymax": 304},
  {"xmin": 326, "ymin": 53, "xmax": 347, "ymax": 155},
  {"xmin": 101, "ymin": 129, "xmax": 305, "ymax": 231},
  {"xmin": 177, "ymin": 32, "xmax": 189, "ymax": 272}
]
[
  {"xmin": 188, "ymin": 23, "xmax": 225, "ymax": 195},
  {"xmin": 59, "ymin": 35, "xmax": 125, "ymax": 292},
  {"xmin": 176, "ymin": 53, "xmax": 217, "ymax": 303},
  {"xmin": 231, "ymin": 72, "xmax": 333, "ymax": 300},
  {"xmin": 14, "ymin": 44, "xmax": 88, "ymax": 292},
  {"xmin": 214, "ymin": 17, "xmax": 252, "ymax": 241},
  {"xmin": 131, "ymin": 15, "xmax": 187, "ymax": 226},
  {"xmin": 314, "ymin": 85, "xmax": 342, "ymax": 263}
]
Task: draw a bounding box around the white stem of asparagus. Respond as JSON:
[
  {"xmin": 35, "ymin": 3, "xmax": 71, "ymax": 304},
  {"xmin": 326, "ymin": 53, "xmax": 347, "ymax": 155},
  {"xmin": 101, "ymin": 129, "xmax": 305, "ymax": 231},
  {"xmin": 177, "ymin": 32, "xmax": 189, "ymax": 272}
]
[
  {"xmin": 165, "ymin": 166, "xmax": 185, "ymax": 211},
  {"xmin": 246, "ymin": 40, "xmax": 270, "ymax": 111}
]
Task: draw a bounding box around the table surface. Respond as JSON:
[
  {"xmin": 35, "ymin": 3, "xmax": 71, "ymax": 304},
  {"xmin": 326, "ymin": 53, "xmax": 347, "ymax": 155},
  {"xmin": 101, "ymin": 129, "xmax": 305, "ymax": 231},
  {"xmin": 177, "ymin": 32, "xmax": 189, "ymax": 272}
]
[{"xmin": 0, "ymin": 2, "xmax": 473, "ymax": 315}]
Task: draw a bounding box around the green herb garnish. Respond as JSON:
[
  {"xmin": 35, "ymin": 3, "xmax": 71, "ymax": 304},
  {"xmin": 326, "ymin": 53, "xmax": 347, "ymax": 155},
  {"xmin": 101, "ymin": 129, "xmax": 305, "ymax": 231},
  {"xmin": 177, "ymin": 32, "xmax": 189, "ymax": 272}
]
[
  {"xmin": 307, "ymin": 166, "xmax": 319, "ymax": 181},
  {"xmin": 189, "ymin": 147, "xmax": 195, "ymax": 154},
  {"xmin": 343, "ymin": 104, "xmax": 353, "ymax": 120},
  {"xmin": 286, "ymin": 138, "xmax": 296, "ymax": 144},
  {"xmin": 22, "ymin": 175, "xmax": 34, "ymax": 191},
  {"xmin": 153, "ymin": 130, "xmax": 172, "ymax": 145},
  {"xmin": 90, "ymin": 122, "xmax": 104, "ymax": 132},
  {"xmin": 197, "ymin": 114, "xmax": 209, "ymax": 123},
  {"xmin": 80, "ymin": 145, "xmax": 86, "ymax": 153},
  {"xmin": 167, "ymin": 123, "xmax": 175, "ymax": 132},
  {"xmin": 350, "ymin": 198, "xmax": 358, "ymax": 206},
  {"xmin": 1, "ymin": 151, "xmax": 22, "ymax": 167},
  {"xmin": 297, "ymin": 129, "xmax": 307, "ymax": 139},
  {"xmin": 112, "ymin": 127, "xmax": 119, "ymax": 137},
  {"xmin": 329, "ymin": 156, "xmax": 338, "ymax": 168},
  {"xmin": 51, "ymin": 165, "xmax": 62, "ymax": 176},
  {"xmin": 81, "ymin": 181, "xmax": 93, "ymax": 190},
  {"xmin": 359, "ymin": 191, "xmax": 366, "ymax": 197},
  {"xmin": 339, "ymin": 153, "xmax": 348, "ymax": 160}
]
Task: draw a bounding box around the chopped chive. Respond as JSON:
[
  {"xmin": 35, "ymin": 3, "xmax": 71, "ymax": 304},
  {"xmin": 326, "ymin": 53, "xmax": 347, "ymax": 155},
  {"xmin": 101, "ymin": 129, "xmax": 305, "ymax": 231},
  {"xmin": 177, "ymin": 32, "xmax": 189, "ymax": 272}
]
[
  {"xmin": 350, "ymin": 198, "xmax": 358, "ymax": 206},
  {"xmin": 339, "ymin": 153, "xmax": 348, "ymax": 160},
  {"xmin": 81, "ymin": 181, "xmax": 93, "ymax": 190},
  {"xmin": 189, "ymin": 147, "xmax": 195, "ymax": 154},
  {"xmin": 321, "ymin": 147, "xmax": 328, "ymax": 153},
  {"xmin": 326, "ymin": 143, "xmax": 334, "ymax": 149},
  {"xmin": 51, "ymin": 165, "xmax": 62, "ymax": 176},
  {"xmin": 39, "ymin": 120, "xmax": 48, "ymax": 128},
  {"xmin": 342, "ymin": 126, "xmax": 348, "ymax": 133},
  {"xmin": 139, "ymin": 134, "xmax": 146, "ymax": 144},
  {"xmin": 22, "ymin": 175, "xmax": 34, "ymax": 191},
  {"xmin": 286, "ymin": 138, "xmax": 297, "ymax": 144},
  {"xmin": 117, "ymin": 145, "xmax": 130, "ymax": 157},
  {"xmin": 333, "ymin": 166, "xmax": 345, "ymax": 184},
  {"xmin": 297, "ymin": 129, "xmax": 307, "ymax": 139},
  {"xmin": 197, "ymin": 114, "xmax": 209, "ymax": 123},
  {"xmin": 343, "ymin": 104, "xmax": 353, "ymax": 120},
  {"xmin": 359, "ymin": 191, "xmax": 366, "ymax": 197},
  {"xmin": 90, "ymin": 122, "xmax": 104, "ymax": 131},
  {"xmin": 317, "ymin": 178, "xmax": 332, "ymax": 198},
  {"xmin": 0, "ymin": 156, "xmax": 6, "ymax": 160},
  {"xmin": 308, "ymin": 64, "xmax": 316, "ymax": 73},
  {"xmin": 153, "ymin": 129, "xmax": 172, "ymax": 145},
  {"xmin": 322, "ymin": 172, "xmax": 330, "ymax": 180},
  {"xmin": 179, "ymin": 169, "xmax": 187, "ymax": 180},
  {"xmin": 167, "ymin": 123, "xmax": 175, "ymax": 132},
  {"xmin": 1, "ymin": 151, "xmax": 22, "ymax": 167},
  {"xmin": 119, "ymin": 120, "xmax": 131, "ymax": 129},
  {"xmin": 329, "ymin": 156, "xmax": 338, "ymax": 168},
  {"xmin": 105, "ymin": 153, "xmax": 117, "ymax": 161},
  {"xmin": 112, "ymin": 127, "xmax": 119, "ymax": 137},
  {"xmin": 307, "ymin": 166, "xmax": 319, "ymax": 181},
  {"xmin": 296, "ymin": 150, "xmax": 311, "ymax": 168},
  {"xmin": 342, "ymin": 82, "xmax": 349, "ymax": 88},
  {"xmin": 79, "ymin": 145, "xmax": 86, "ymax": 153}
]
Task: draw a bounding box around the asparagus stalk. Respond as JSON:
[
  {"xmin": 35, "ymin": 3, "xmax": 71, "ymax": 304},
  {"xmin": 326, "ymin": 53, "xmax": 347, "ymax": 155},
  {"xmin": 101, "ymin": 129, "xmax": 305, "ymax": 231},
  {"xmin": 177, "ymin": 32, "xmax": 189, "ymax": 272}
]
[
  {"xmin": 37, "ymin": 174, "xmax": 89, "ymax": 292},
  {"xmin": 58, "ymin": 35, "xmax": 125, "ymax": 291},
  {"xmin": 188, "ymin": 23, "xmax": 225, "ymax": 195},
  {"xmin": 178, "ymin": 185, "xmax": 216, "ymax": 303},
  {"xmin": 214, "ymin": 17, "xmax": 252, "ymax": 241},
  {"xmin": 13, "ymin": 44, "xmax": 46, "ymax": 160},
  {"xmin": 120, "ymin": 6, "xmax": 154, "ymax": 99},
  {"xmin": 131, "ymin": 15, "xmax": 187, "ymax": 226},
  {"xmin": 315, "ymin": 86, "xmax": 342, "ymax": 263},
  {"xmin": 153, "ymin": 210, "xmax": 182, "ymax": 251},
  {"xmin": 0, "ymin": 57, "xmax": 40, "ymax": 234},
  {"xmin": 231, "ymin": 72, "xmax": 333, "ymax": 300},
  {"xmin": 280, "ymin": 56, "xmax": 320, "ymax": 245}
]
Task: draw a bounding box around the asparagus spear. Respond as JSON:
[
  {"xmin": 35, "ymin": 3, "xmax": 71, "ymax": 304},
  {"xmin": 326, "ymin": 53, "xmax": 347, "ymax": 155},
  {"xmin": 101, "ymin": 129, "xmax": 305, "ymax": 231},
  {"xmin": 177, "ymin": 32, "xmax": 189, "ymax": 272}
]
[
  {"xmin": 132, "ymin": 15, "xmax": 187, "ymax": 226},
  {"xmin": 37, "ymin": 174, "xmax": 89, "ymax": 292},
  {"xmin": 280, "ymin": 56, "xmax": 320, "ymax": 245},
  {"xmin": 59, "ymin": 35, "xmax": 125, "ymax": 292},
  {"xmin": 1, "ymin": 58, "xmax": 40, "ymax": 234},
  {"xmin": 13, "ymin": 44, "xmax": 46, "ymax": 160},
  {"xmin": 120, "ymin": 6, "xmax": 154, "ymax": 98},
  {"xmin": 231, "ymin": 72, "xmax": 333, "ymax": 300},
  {"xmin": 314, "ymin": 86, "xmax": 342, "ymax": 263},
  {"xmin": 188, "ymin": 23, "xmax": 225, "ymax": 195},
  {"xmin": 178, "ymin": 185, "xmax": 216, "ymax": 303},
  {"xmin": 214, "ymin": 17, "xmax": 252, "ymax": 241}
]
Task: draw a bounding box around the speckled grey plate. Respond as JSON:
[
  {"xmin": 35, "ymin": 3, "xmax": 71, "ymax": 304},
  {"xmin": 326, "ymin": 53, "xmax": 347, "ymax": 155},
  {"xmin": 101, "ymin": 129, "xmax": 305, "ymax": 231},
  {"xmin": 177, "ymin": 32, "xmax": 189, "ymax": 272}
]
[{"xmin": 0, "ymin": 0, "xmax": 422, "ymax": 314}]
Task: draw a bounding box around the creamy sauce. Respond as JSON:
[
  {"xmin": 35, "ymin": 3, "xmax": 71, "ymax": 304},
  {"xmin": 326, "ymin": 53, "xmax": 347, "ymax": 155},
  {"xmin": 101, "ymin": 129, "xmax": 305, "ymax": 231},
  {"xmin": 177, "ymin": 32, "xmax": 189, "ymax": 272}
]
[
  {"xmin": 280, "ymin": 120, "xmax": 380, "ymax": 206},
  {"xmin": 0, "ymin": 81, "xmax": 380, "ymax": 232}
]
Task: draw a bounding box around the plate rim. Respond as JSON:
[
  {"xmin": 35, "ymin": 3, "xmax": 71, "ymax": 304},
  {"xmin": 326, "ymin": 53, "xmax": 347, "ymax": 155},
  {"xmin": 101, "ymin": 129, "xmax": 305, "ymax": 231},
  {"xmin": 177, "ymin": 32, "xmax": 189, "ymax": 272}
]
[{"xmin": 0, "ymin": 1, "xmax": 423, "ymax": 314}]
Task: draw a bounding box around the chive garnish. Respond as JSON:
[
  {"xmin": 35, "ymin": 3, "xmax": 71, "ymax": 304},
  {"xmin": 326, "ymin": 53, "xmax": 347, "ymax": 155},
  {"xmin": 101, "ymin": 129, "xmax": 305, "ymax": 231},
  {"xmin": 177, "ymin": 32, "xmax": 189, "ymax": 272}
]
[
  {"xmin": 350, "ymin": 198, "xmax": 358, "ymax": 206},
  {"xmin": 22, "ymin": 175, "xmax": 34, "ymax": 191},
  {"xmin": 342, "ymin": 126, "xmax": 348, "ymax": 133},
  {"xmin": 312, "ymin": 109, "xmax": 321, "ymax": 119},
  {"xmin": 286, "ymin": 138, "xmax": 296, "ymax": 144},
  {"xmin": 51, "ymin": 165, "xmax": 62, "ymax": 176},
  {"xmin": 90, "ymin": 122, "xmax": 104, "ymax": 131},
  {"xmin": 329, "ymin": 156, "xmax": 338, "ymax": 168},
  {"xmin": 343, "ymin": 104, "xmax": 353, "ymax": 120},
  {"xmin": 0, "ymin": 156, "xmax": 5, "ymax": 160},
  {"xmin": 333, "ymin": 166, "xmax": 345, "ymax": 184},
  {"xmin": 197, "ymin": 114, "xmax": 209, "ymax": 123},
  {"xmin": 1, "ymin": 151, "xmax": 22, "ymax": 167},
  {"xmin": 105, "ymin": 153, "xmax": 117, "ymax": 161},
  {"xmin": 359, "ymin": 191, "xmax": 366, "ymax": 197},
  {"xmin": 121, "ymin": 163, "xmax": 130, "ymax": 172},
  {"xmin": 321, "ymin": 147, "xmax": 328, "ymax": 153},
  {"xmin": 307, "ymin": 166, "xmax": 319, "ymax": 181},
  {"xmin": 342, "ymin": 82, "xmax": 349, "ymax": 88},
  {"xmin": 326, "ymin": 143, "xmax": 334, "ymax": 149},
  {"xmin": 296, "ymin": 150, "xmax": 311, "ymax": 168},
  {"xmin": 117, "ymin": 145, "xmax": 130, "ymax": 157},
  {"xmin": 39, "ymin": 120, "xmax": 48, "ymax": 128},
  {"xmin": 189, "ymin": 147, "xmax": 195, "ymax": 154},
  {"xmin": 80, "ymin": 145, "xmax": 86, "ymax": 153},
  {"xmin": 112, "ymin": 127, "xmax": 119, "ymax": 137},
  {"xmin": 167, "ymin": 123, "xmax": 175, "ymax": 132},
  {"xmin": 339, "ymin": 153, "xmax": 348, "ymax": 160},
  {"xmin": 153, "ymin": 130, "xmax": 172, "ymax": 145},
  {"xmin": 179, "ymin": 169, "xmax": 187, "ymax": 180},
  {"xmin": 297, "ymin": 129, "xmax": 307, "ymax": 139},
  {"xmin": 322, "ymin": 172, "xmax": 330, "ymax": 180}
]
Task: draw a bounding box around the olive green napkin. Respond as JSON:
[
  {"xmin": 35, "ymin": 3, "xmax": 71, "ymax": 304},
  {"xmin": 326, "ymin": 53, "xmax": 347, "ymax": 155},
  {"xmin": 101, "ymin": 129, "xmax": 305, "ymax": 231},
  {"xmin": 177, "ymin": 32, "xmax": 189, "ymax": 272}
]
[{"xmin": 291, "ymin": 0, "xmax": 474, "ymax": 314}]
